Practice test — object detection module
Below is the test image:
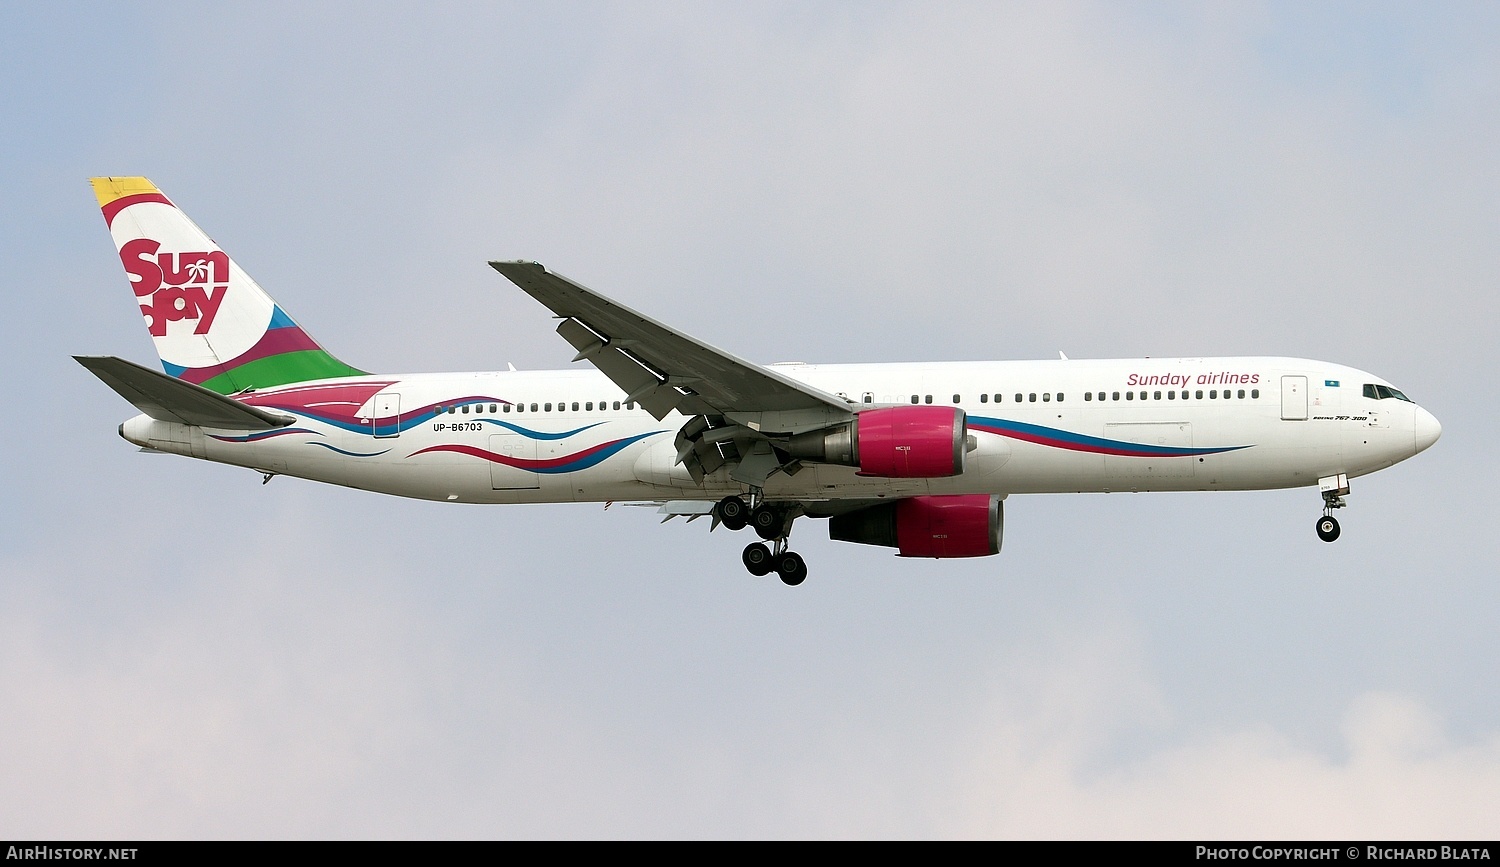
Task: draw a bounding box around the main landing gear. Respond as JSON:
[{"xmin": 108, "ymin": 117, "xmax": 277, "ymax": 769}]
[
  {"xmin": 717, "ymin": 495, "xmax": 807, "ymax": 586},
  {"xmin": 1315, "ymin": 473, "xmax": 1349, "ymax": 543}
]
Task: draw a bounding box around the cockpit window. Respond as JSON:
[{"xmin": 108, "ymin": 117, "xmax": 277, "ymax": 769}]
[{"xmin": 1363, "ymin": 384, "xmax": 1413, "ymax": 402}]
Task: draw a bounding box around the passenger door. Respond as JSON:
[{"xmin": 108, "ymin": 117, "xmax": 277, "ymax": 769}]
[{"xmin": 1281, "ymin": 376, "xmax": 1308, "ymax": 421}]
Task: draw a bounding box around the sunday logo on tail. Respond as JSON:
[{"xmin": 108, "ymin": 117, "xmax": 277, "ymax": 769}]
[{"xmin": 91, "ymin": 177, "xmax": 363, "ymax": 394}]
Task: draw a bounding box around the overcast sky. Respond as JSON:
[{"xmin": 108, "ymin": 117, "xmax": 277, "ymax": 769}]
[{"xmin": 2, "ymin": 1, "xmax": 1497, "ymax": 839}]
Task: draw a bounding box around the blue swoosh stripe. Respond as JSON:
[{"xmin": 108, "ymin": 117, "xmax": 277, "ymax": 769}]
[
  {"xmin": 307, "ymin": 443, "xmax": 392, "ymax": 458},
  {"xmin": 532, "ymin": 432, "xmax": 660, "ymax": 473}
]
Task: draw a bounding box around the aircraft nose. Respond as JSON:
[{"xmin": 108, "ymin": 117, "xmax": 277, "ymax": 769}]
[{"xmin": 1414, "ymin": 407, "xmax": 1442, "ymax": 455}]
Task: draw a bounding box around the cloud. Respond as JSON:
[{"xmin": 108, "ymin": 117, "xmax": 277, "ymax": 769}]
[
  {"xmin": 4, "ymin": 561, "xmax": 1496, "ymax": 839},
  {"xmin": 951, "ymin": 690, "xmax": 1500, "ymax": 839}
]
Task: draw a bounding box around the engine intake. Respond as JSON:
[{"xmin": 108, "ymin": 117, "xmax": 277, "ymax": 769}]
[
  {"xmin": 786, "ymin": 405, "xmax": 967, "ymax": 478},
  {"xmin": 829, "ymin": 494, "xmax": 1003, "ymax": 558}
]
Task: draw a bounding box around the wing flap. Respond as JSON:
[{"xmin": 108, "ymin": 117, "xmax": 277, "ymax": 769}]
[
  {"xmin": 75, "ymin": 355, "xmax": 295, "ymax": 430},
  {"xmin": 554, "ymin": 316, "xmax": 698, "ymax": 419}
]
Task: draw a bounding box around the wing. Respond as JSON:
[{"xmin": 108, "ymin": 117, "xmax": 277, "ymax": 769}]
[{"xmin": 490, "ymin": 261, "xmax": 851, "ymax": 429}]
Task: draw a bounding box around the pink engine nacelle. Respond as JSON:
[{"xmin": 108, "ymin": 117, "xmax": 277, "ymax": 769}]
[
  {"xmin": 855, "ymin": 405, "xmax": 967, "ymax": 477},
  {"xmin": 786, "ymin": 405, "xmax": 968, "ymax": 478},
  {"xmin": 828, "ymin": 494, "xmax": 1003, "ymax": 558}
]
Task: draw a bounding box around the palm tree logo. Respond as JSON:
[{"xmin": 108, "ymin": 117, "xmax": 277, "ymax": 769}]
[{"xmin": 185, "ymin": 258, "xmax": 211, "ymax": 282}]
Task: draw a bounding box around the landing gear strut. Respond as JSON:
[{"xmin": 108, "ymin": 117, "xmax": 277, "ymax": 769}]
[{"xmin": 720, "ymin": 495, "xmax": 809, "ymax": 585}]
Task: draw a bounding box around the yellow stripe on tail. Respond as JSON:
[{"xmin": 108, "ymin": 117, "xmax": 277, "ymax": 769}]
[{"xmin": 90, "ymin": 176, "xmax": 161, "ymax": 208}]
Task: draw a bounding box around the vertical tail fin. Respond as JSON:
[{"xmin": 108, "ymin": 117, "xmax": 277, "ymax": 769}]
[{"xmin": 91, "ymin": 177, "xmax": 364, "ymax": 394}]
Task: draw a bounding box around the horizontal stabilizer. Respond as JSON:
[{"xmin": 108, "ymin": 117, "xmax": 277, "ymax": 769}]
[{"xmin": 75, "ymin": 355, "xmax": 295, "ymax": 430}]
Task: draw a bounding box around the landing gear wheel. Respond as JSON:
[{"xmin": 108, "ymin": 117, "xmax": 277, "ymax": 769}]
[
  {"xmin": 716, "ymin": 496, "xmax": 748, "ymax": 531},
  {"xmin": 776, "ymin": 552, "xmax": 808, "ymax": 586},
  {"xmin": 1316, "ymin": 515, "xmax": 1341, "ymax": 543},
  {"xmin": 751, "ymin": 505, "xmax": 783, "ymax": 541},
  {"xmin": 742, "ymin": 542, "xmax": 773, "ymax": 576}
]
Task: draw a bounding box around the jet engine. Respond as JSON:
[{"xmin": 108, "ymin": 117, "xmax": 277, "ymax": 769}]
[
  {"xmin": 785, "ymin": 405, "xmax": 967, "ymax": 478},
  {"xmin": 828, "ymin": 494, "xmax": 1003, "ymax": 558}
]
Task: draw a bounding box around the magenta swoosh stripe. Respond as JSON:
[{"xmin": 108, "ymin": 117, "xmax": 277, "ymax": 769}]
[{"xmin": 409, "ymin": 442, "xmax": 618, "ymax": 471}]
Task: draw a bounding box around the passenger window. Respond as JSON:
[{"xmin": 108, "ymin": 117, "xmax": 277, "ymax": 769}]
[
  {"xmin": 448, "ymin": 406, "xmax": 456, "ymax": 414},
  {"xmin": 1168, "ymin": 391, "xmax": 1176, "ymax": 400},
  {"xmin": 994, "ymin": 394, "xmax": 1002, "ymax": 403},
  {"xmin": 1153, "ymin": 391, "xmax": 1161, "ymax": 400},
  {"xmin": 1057, "ymin": 393, "xmax": 1064, "ymax": 403},
  {"xmin": 863, "ymin": 392, "xmax": 873, "ymax": 404},
  {"xmin": 1112, "ymin": 392, "xmax": 1120, "ymax": 401},
  {"xmin": 924, "ymin": 395, "xmax": 932, "ymax": 404},
  {"xmin": 1237, "ymin": 390, "xmax": 1245, "ymax": 399},
  {"xmin": 980, "ymin": 394, "xmax": 988, "ymax": 403},
  {"xmin": 1251, "ymin": 389, "xmax": 1259, "ymax": 399},
  {"xmin": 1195, "ymin": 390, "xmax": 1203, "ymax": 399},
  {"xmin": 1209, "ymin": 390, "xmax": 1217, "ymax": 399},
  {"xmin": 1126, "ymin": 391, "xmax": 1134, "ymax": 400},
  {"xmin": 1042, "ymin": 393, "xmax": 1051, "ymax": 402},
  {"xmin": 613, "ymin": 401, "xmax": 621, "ymax": 410},
  {"xmin": 572, "ymin": 402, "xmax": 580, "ymax": 411},
  {"xmin": 586, "ymin": 402, "xmax": 593, "ymax": 411},
  {"xmin": 1085, "ymin": 392, "xmax": 1093, "ymax": 401},
  {"xmin": 503, "ymin": 404, "xmax": 511, "ymax": 413},
  {"xmin": 626, "ymin": 401, "xmax": 635, "ymax": 410},
  {"xmin": 1028, "ymin": 393, "xmax": 1036, "ymax": 403},
  {"xmin": 953, "ymin": 394, "xmax": 961, "ymax": 403},
  {"xmin": 911, "ymin": 394, "xmax": 919, "ymax": 404}
]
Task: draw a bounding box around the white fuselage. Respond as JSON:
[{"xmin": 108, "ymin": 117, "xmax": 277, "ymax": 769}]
[{"xmin": 118, "ymin": 356, "xmax": 1439, "ymax": 506}]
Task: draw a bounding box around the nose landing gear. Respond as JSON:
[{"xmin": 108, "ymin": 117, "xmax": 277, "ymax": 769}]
[
  {"xmin": 1316, "ymin": 473, "xmax": 1349, "ymax": 543},
  {"xmin": 717, "ymin": 495, "xmax": 808, "ymax": 585}
]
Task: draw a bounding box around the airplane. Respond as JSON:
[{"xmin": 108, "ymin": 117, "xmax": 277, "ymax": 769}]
[{"xmin": 78, "ymin": 177, "xmax": 1442, "ymax": 586}]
